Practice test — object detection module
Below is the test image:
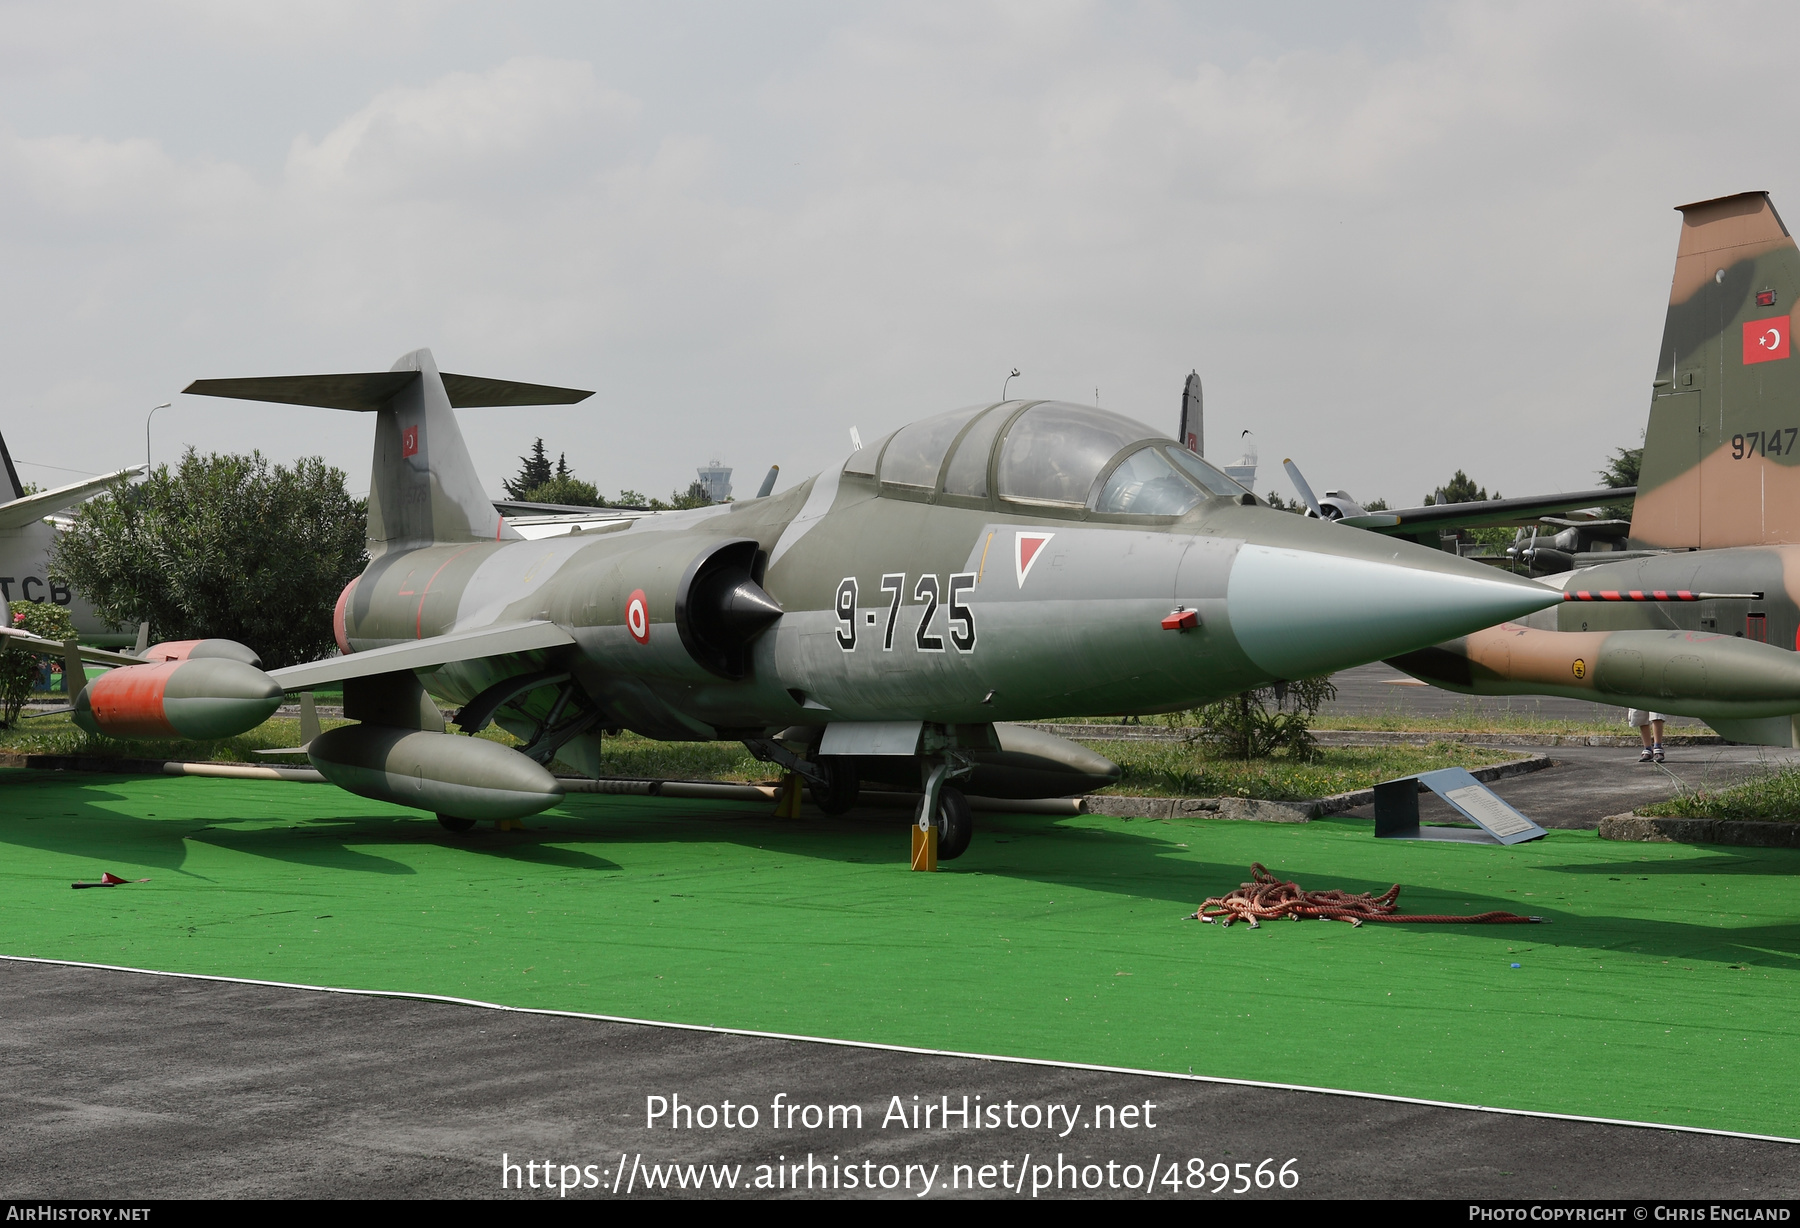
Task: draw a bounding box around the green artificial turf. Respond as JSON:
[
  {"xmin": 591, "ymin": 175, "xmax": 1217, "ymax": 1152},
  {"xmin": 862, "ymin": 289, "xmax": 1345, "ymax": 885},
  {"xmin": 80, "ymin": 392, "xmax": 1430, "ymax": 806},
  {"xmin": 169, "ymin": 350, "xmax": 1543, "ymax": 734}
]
[{"xmin": 2, "ymin": 768, "xmax": 1797, "ymax": 1137}]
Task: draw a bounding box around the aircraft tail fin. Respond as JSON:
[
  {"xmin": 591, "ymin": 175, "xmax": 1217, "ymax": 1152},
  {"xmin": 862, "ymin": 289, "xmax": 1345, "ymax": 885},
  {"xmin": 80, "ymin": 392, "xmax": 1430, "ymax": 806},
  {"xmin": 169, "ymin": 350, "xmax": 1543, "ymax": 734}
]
[
  {"xmin": 184, "ymin": 350, "xmax": 593, "ymax": 557},
  {"xmin": 1633, "ymin": 191, "xmax": 1800, "ymax": 548},
  {"xmin": 1178, "ymin": 371, "xmax": 1202, "ymax": 456},
  {"xmin": 0, "ymin": 430, "xmax": 22, "ymax": 502}
]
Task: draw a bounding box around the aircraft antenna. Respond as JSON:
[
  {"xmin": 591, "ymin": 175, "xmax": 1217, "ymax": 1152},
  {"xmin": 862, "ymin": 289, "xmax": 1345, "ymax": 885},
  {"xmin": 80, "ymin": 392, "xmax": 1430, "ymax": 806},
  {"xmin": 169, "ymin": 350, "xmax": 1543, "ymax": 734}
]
[{"xmin": 1002, "ymin": 368, "xmax": 1020, "ymax": 400}]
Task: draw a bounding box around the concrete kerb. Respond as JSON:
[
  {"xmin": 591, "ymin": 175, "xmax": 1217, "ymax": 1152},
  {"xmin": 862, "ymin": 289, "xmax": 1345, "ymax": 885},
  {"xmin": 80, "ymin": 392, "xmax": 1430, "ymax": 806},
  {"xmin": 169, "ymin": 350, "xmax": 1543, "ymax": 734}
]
[{"xmin": 1598, "ymin": 813, "xmax": 1800, "ymax": 849}]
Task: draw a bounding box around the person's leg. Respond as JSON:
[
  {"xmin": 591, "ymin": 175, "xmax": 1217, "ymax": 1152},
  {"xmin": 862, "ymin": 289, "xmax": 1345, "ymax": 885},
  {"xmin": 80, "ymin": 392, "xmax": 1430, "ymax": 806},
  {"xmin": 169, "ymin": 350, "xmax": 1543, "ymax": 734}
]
[
  {"xmin": 1651, "ymin": 717, "xmax": 1666, "ymax": 761},
  {"xmin": 1631, "ymin": 709, "xmax": 1653, "ymax": 760}
]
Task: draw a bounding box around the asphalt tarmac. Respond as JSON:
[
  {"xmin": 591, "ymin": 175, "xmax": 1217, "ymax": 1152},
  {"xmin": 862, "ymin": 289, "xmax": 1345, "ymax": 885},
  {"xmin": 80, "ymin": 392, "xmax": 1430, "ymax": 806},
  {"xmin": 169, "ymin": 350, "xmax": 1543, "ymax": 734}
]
[
  {"xmin": 2, "ymin": 959, "xmax": 1795, "ymax": 1201},
  {"xmin": 1346, "ymin": 741, "xmax": 1800, "ymax": 830}
]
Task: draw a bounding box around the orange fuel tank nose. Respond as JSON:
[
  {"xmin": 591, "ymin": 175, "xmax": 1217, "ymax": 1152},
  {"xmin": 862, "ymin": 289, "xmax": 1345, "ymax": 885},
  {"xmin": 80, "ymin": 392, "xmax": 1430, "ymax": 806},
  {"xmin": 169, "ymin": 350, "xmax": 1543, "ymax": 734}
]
[{"xmin": 74, "ymin": 658, "xmax": 283, "ymax": 741}]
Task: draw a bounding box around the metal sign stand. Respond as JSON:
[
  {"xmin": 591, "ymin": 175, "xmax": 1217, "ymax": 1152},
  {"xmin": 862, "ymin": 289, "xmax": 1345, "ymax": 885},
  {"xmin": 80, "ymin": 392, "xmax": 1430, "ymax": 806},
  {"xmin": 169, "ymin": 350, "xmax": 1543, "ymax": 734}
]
[{"xmin": 1373, "ymin": 767, "xmax": 1547, "ymax": 845}]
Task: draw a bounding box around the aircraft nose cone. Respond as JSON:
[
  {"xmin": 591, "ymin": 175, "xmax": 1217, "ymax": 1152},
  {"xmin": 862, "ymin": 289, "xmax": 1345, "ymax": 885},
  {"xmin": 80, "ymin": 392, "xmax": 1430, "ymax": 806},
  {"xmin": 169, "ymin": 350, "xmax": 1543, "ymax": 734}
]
[{"xmin": 1226, "ymin": 545, "xmax": 1559, "ymax": 679}]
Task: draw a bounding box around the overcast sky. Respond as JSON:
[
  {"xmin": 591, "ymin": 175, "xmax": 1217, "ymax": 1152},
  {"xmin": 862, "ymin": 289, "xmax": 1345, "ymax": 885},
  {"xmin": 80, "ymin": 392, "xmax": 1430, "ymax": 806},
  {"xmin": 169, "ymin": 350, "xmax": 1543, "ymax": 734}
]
[{"xmin": 0, "ymin": 1, "xmax": 1791, "ymax": 508}]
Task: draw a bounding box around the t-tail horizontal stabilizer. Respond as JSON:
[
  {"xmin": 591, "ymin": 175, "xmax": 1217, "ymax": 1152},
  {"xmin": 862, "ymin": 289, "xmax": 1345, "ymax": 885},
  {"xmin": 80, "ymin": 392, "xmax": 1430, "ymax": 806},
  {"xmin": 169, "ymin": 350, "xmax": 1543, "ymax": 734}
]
[
  {"xmin": 185, "ymin": 349, "xmax": 593, "ymax": 556},
  {"xmin": 183, "ymin": 372, "xmax": 594, "ymax": 411}
]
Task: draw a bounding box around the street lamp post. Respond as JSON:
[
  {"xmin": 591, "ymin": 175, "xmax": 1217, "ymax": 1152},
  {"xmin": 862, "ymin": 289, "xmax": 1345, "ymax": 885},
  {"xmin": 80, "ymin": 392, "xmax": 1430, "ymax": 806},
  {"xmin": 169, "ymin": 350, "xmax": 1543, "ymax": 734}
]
[{"xmin": 145, "ymin": 402, "xmax": 171, "ymax": 476}]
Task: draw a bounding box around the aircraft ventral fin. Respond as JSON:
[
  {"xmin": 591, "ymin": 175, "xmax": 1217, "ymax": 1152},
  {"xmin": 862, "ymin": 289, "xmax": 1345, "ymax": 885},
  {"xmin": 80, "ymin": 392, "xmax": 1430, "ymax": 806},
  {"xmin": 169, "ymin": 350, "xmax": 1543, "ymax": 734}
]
[
  {"xmin": 268, "ymin": 620, "xmax": 578, "ymax": 692},
  {"xmin": 182, "ymin": 372, "xmax": 594, "ymax": 412}
]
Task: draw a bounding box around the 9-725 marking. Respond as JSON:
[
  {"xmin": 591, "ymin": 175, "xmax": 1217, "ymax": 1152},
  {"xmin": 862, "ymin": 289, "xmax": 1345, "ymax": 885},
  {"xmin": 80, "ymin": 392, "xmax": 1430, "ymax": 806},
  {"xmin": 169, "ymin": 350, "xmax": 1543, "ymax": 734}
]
[{"xmin": 835, "ymin": 572, "xmax": 976, "ymax": 653}]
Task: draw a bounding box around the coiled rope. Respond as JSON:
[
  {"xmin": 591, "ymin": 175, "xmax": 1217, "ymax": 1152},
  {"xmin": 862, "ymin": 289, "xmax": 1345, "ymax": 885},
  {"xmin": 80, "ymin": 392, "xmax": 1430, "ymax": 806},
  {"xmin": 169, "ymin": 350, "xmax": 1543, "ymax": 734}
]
[{"xmin": 1191, "ymin": 863, "xmax": 1541, "ymax": 928}]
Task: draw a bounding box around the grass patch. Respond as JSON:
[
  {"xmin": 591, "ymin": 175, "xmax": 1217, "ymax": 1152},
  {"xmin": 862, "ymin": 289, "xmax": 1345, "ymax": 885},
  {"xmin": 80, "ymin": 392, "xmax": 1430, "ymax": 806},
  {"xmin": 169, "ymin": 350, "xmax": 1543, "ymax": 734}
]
[
  {"xmin": 2, "ymin": 717, "xmax": 1522, "ymax": 801},
  {"xmin": 1080, "ymin": 739, "xmax": 1520, "ymax": 800},
  {"xmin": 1040, "ymin": 711, "xmax": 1708, "ymax": 737},
  {"xmin": 1639, "ymin": 767, "xmax": 1800, "ymax": 822},
  {"xmin": 0, "ymin": 712, "xmax": 355, "ymax": 763},
  {"xmin": 588, "ymin": 732, "xmax": 769, "ymax": 782}
]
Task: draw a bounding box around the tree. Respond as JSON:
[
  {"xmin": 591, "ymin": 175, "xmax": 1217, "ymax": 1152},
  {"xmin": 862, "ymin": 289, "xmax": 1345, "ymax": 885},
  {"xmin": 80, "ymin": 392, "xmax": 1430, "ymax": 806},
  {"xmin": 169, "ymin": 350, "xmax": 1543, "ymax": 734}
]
[
  {"xmin": 1424, "ymin": 470, "xmax": 1497, "ymax": 505},
  {"xmin": 520, "ymin": 473, "xmax": 603, "ymax": 507},
  {"xmin": 49, "ymin": 450, "xmax": 367, "ymax": 669},
  {"xmin": 1598, "ymin": 443, "xmax": 1642, "ymax": 521},
  {"xmin": 0, "ymin": 600, "xmax": 74, "ymax": 728},
  {"xmin": 503, "ymin": 438, "xmax": 554, "ymax": 499},
  {"xmin": 670, "ymin": 479, "xmax": 713, "ymax": 510}
]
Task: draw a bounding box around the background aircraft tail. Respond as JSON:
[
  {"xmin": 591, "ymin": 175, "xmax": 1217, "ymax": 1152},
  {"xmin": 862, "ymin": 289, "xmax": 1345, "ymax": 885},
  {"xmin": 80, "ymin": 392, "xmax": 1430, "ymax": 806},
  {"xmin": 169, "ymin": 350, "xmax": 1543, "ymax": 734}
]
[
  {"xmin": 1634, "ymin": 191, "xmax": 1800, "ymax": 549},
  {"xmin": 184, "ymin": 348, "xmax": 592, "ymax": 558},
  {"xmin": 0, "ymin": 430, "xmax": 22, "ymax": 502}
]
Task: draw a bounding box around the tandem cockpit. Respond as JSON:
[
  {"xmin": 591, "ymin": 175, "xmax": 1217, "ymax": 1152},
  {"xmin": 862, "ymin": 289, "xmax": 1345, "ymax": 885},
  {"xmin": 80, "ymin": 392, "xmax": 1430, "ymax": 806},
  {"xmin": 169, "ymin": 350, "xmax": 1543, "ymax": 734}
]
[{"xmin": 843, "ymin": 400, "xmax": 1254, "ymax": 519}]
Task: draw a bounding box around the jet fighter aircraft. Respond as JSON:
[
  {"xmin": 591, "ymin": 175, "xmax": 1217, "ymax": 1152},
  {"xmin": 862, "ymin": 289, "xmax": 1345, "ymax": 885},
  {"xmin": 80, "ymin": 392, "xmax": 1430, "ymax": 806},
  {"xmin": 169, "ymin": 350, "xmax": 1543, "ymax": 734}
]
[
  {"xmin": 1388, "ymin": 191, "xmax": 1800, "ymax": 747},
  {"xmin": 0, "ymin": 431, "xmax": 143, "ymax": 645},
  {"xmin": 65, "ymin": 349, "xmax": 1558, "ymax": 856}
]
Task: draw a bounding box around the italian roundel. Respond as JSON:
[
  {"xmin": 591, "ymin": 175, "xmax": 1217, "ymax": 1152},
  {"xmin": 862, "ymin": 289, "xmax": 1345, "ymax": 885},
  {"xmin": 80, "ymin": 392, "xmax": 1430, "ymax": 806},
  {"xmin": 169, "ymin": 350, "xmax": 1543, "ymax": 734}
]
[
  {"xmin": 626, "ymin": 588, "xmax": 650, "ymax": 644},
  {"xmin": 622, "ymin": 586, "xmax": 651, "ymax": 641},
  {"xmin": 1743, "ymin": 315, "xmax": 1791, "ymax": 365}
]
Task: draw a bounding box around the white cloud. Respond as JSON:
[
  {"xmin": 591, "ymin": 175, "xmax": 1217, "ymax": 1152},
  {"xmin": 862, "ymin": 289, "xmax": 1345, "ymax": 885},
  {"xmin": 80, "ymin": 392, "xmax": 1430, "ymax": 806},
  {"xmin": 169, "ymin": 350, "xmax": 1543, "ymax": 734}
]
[
  {"xmin": 2, "ymin": 1, "xmax": 1799, "ymax": 509},
  {"xmin": 286, "ymin": 56, "xmax": 638, "ymax": 200}
]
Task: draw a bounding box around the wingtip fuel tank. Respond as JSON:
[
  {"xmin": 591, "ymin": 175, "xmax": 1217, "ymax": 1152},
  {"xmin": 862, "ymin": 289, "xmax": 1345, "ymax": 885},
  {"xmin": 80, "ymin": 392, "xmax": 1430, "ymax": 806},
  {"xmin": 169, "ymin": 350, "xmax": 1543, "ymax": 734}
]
[{"xmin": 72, "ymin": 655, "xmax": 282, "ymax": 741}]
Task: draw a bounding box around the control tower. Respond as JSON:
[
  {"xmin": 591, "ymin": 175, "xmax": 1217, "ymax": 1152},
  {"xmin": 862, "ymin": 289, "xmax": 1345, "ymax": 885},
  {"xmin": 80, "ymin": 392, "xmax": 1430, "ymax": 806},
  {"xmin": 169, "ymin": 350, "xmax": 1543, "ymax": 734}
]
[
  {"xmin": 696, "ymin": 460, "xmax": 732, "ymax": 503},
  {"xmin": 1223, "ymin": 441, "xmax": 1257, "ymax": 492}
]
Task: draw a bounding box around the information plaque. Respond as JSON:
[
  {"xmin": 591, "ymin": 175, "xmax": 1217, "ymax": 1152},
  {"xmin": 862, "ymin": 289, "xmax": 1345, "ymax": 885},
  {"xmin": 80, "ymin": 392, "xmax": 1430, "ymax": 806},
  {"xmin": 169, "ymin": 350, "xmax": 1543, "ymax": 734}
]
[{"xmin": 1372, "ymin": 767, "xmax": 1546, "ymax": 845}]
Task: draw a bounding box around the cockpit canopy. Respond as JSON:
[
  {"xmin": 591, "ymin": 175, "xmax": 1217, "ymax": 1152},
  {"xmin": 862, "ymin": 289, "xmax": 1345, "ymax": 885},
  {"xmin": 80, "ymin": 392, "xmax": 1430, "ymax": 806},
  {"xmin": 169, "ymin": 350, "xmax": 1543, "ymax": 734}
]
[{"xmin": 844, "ymin": 400, "xmax": 1250, "ymax": 517}]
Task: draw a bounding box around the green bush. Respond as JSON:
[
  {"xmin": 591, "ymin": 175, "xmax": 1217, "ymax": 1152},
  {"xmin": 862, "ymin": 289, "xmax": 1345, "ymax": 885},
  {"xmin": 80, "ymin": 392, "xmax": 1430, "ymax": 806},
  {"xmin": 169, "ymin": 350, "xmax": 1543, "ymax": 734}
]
[
  {"xmin": 1, "ymin": 601, "xmax": 76, "ymax": 728},
  {"xmin": 1161, "ymin": 675, "xmax": 1337, "ymax": 761}
]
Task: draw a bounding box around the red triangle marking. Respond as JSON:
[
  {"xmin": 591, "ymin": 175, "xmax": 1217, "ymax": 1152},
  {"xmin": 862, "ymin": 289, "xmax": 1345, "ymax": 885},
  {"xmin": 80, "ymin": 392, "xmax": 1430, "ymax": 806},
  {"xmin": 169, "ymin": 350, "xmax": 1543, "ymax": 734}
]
[{"xmin": 1016, "ymin": 532, "xmax": 1054, "ymax": 586}]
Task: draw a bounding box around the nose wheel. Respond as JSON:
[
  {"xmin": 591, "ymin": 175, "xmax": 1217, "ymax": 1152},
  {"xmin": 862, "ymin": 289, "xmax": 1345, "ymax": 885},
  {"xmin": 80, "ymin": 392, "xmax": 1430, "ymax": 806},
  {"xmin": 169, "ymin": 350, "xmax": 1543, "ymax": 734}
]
[
  {"xmin": 436, "ymin": 813, "xmax": 477, "ymax": 833},
  {"xmin": 929, "ymin": 785, "xmax": 973, "ymax": 860}
]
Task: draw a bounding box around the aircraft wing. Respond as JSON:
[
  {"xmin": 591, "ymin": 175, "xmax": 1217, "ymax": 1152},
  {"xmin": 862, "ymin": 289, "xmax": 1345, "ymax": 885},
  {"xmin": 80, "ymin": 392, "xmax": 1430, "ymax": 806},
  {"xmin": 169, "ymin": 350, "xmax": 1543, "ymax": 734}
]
[
  {"xmin": 1339, "ymin": 487, "xmax": 1633, "ymax": 535},
  {"xmin": 268, "ymin": 620, "xmax": 578, "ymax": 691},
  {"xmin": 0, "ymin": 465, "xmax": 145, "ymax": 530},
  {"xmin": 0, "ymin": 626, "xmax": 143, "ymax": 666}
]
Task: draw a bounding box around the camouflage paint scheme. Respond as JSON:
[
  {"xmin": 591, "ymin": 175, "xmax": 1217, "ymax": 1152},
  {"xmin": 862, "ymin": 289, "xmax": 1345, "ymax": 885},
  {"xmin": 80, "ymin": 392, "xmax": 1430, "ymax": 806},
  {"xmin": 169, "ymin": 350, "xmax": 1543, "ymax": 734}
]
[
  {"xmin": 1391, "ymin": 192, "xmax": 1800, "ymax": 746},
  {"xmin": 301, "ymin": 354, "xmax": 1550, "ymax": 738},
  {"xmin": 146, "ymin": 347, "xmax": 1559, "ymax": 834}
]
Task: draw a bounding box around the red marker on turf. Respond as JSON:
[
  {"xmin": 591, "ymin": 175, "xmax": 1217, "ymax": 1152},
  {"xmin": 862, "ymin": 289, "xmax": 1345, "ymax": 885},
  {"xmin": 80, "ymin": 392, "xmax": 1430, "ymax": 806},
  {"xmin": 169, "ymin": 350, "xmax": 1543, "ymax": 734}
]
[{"xmin": 71, "ymin": 872, "xmax": 149, "ymax": 890}]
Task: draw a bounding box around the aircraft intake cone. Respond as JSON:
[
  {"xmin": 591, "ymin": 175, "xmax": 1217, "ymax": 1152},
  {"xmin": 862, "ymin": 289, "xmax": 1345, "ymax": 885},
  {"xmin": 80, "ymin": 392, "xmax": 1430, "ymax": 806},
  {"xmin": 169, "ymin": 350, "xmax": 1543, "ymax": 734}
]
[
  {"xmin": 1225, "ymin": 545, "xmax": 1560, "ymax": 680},
  {"xmin": 718, "ymin": 578, "xmax": 784, "ymax": 637}
]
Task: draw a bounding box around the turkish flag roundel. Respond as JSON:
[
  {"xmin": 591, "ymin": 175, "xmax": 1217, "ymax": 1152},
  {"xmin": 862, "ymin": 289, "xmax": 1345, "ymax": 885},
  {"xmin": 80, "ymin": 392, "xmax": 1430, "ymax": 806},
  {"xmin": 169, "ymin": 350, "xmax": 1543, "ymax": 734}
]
[{"xmin": 1743, "ymin": 315, "xmax": 1791, "ymax": 365}]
